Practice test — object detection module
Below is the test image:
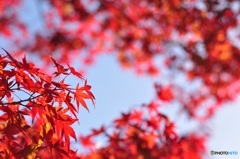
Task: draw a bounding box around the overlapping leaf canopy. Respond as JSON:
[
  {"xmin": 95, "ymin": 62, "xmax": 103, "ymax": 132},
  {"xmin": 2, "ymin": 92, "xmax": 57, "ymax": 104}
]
[
  {"xmin": 0, "ymin": 50, "xmax": 94, "ymax": 158},
  {"xmin": 0, "ymin": 0, "xmax": 239, "ymax": 158}
]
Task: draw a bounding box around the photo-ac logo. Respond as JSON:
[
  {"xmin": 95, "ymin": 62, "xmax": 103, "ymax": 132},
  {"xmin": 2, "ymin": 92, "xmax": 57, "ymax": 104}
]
[{"xmin": 210, "ymin": 150, "xmax": 238, "ymax": 155}]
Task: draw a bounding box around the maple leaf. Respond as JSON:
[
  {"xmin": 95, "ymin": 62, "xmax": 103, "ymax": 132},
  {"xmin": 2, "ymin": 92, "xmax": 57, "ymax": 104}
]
[
  {"xmin": 68, "ymin": 64, "xmax": 84, "ymax": 79},
  {"xmin": 79, "ymin": 135, "xmax": 94, "ymax": 148},
  {"xmin": 50, "ymin": 56, "xmax": 68, "ymax": 76},
  {"xmin": 155, "ymin": 85, "xmax": 174, "ymax": 102}
]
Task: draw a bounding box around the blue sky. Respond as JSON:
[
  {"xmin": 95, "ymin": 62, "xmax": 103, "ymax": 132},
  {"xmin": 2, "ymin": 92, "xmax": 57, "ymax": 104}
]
[{"xmin": 77, "ymin": 54, "xmax": 155, "ymax": 134}]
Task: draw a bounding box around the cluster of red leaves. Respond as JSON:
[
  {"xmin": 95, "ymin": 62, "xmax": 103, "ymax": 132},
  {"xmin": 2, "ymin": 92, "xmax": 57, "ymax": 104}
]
[
  {"xmin": 0, "ymin": 49, "xmax": 94, "ymax": 158},
  {"xmin": 0, "ymin": 0, "xmax": 238, "ymax": 119},
  {"xmin": 80, "ymin": 102, "xmax": 205, "ymax": 159},
  {"xmin": 0, "ymin": 0, "xmax": 239, "ymax": 158},
  {"xmin": 0, "ymin": 0, "xmax": 26, "ymax": 39}
]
